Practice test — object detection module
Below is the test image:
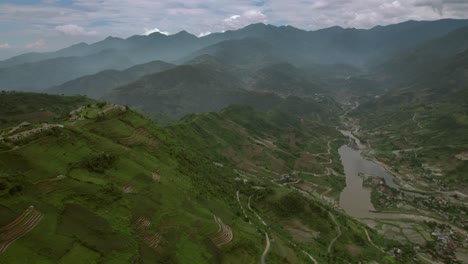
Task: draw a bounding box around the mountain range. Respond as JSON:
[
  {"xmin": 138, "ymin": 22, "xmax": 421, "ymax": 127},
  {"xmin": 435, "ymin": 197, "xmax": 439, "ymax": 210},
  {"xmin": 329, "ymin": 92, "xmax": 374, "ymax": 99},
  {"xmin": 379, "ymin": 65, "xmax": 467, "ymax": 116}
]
[
  {"xmin": 2, "ymin": 18, "xmax": 467, "ymax": 133},
  {"xmin": 1, "ymin": 17, "xmax": 468, "ymax": 263},
  {"xmin": 2, "ymin": 19, "xmax": 468, "ymax": 92},
  {"xmin": 0, "ymin": 19, "xmax": 442, "ymax": 120}
]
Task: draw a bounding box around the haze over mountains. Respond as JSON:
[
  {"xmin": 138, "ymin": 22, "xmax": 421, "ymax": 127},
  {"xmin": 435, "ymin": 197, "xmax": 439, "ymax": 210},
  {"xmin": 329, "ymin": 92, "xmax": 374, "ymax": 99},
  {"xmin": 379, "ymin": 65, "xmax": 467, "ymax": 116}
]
[
  {"xmin": 1, "ymin": 19, "xmax": 468, "ymax": 92},
  {"xmin": 2, "ymin": 18, "xmax": 467, "ymax": 181},
  {"xmin": 0, "ymin": 19, "xmax": 467, "ymax": 121},
  {"xmin": 1, "ymin": 17, "xmax": 468, "ymax": 263}
]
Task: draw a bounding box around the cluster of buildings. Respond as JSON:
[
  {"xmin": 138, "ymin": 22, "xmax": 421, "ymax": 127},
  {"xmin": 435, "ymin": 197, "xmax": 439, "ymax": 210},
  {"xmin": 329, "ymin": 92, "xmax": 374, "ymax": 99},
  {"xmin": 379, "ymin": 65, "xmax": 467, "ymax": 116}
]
[
  {"xmin": 366, "ymin": 176, "xmax": 403, "ymax": 208},
  {"xmin": 429, "ymin": 226, "xmax": 463, "ymax": 263}
]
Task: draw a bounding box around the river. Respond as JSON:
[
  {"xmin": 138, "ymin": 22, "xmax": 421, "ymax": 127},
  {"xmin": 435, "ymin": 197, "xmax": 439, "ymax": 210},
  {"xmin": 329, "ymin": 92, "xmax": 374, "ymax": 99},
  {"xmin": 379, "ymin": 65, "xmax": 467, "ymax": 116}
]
[
  {"xmin": 337, "ymin": 113, "xmax": 468, "ymax": 242},
  {"xmin": 338, "ymin": 144, "xmax": 427, "ymax": 218},
  {"xmin": 339, "ymin": 145, "xmax": 382, "ymax": 218}
]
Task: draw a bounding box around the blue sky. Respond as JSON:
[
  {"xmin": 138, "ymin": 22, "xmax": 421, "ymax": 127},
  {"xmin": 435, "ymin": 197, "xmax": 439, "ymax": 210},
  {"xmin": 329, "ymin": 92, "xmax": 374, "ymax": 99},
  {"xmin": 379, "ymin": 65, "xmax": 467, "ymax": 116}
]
[{"xmin": 1, "ymin": 0, "xmax": 468, "ymax": 59}]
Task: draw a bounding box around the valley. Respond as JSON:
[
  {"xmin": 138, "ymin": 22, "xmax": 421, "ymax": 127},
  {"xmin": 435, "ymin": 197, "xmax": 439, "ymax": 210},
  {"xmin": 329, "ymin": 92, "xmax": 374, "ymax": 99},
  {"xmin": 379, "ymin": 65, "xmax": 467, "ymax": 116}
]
[
  {"xmin": 0, "ymin": 17, "xmax": 467, "ymax": 264},
  {"xmin": 338, "ymin": 102, "xmax": 468, "ymax": 263}
]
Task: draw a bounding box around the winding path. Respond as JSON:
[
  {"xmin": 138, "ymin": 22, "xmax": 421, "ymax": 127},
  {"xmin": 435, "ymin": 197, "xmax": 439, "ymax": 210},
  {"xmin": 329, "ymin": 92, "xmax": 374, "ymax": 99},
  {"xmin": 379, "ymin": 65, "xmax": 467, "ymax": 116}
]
[
  {"xmin": 364, "ymin": 228, "xmax": 384, "ymax": 253},
  {"xmin": 312, "ymin": 139, "xmax": 333, "ymax": 157},
  {"xmin": 261, "ymin": 232, "xmax": 270, "ymax": 264},
  {"xmin": 249, "ymin": 195, "xmax": 320, "ymax": 263},
  {"xmin": 327, "ymin": 212, "xmax": 341, "ymax": 254},
  {"xmin": 247, "ymin": 195, "xmax": 267, "ymax": 226},
  {"xmin": 302, "ymin": 250, "xmax": 319, "ymax": 264},
  {"xmin": 236, "ymin": 190, "xmax": 251, "ymax": 224}
]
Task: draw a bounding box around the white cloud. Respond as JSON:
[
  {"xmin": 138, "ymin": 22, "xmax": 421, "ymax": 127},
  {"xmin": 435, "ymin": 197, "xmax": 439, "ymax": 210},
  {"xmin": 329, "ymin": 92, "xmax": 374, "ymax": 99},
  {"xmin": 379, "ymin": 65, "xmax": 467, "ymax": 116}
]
[
  {"xmin": 223, "ymin": 10, "xmax": 267, "ymax": 30},
  {"xmin": 144, "ymin": 27, "xmax": 169, "ymax": 36},
  {"xmin": 1, "ymin": 0, "xmax": 468, "ymax": 56},
  {"xmin": 226, "ymin": 15, "xmax": 240, "ymax": 21},
  {"xmin": 0, "ymin": 43, "xmax": 11, "ymax": 49},
  {"xmin": 26, "ymin": 39, "xmax": 45, "ymax": 49},
  {"xmin": 55, "ymin": 24, "xmax": 98, "ymax": 36},
  {"xmin": 198, "ymin": 31, "xmax": 212, "ymax": 37}
]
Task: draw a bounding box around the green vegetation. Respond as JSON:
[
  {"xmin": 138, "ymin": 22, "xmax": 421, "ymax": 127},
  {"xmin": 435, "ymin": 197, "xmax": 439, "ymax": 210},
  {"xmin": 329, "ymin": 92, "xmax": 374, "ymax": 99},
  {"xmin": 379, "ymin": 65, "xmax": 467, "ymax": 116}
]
[
  {"xmin": 48, "ymin": 61, "xmax": 174, "ymax": 99},
  {"xmin": 0, "ymin": 93, "xmax": 412, "ymax": 263},
  {"xmin": 354, "ymin": 41, "xmax": 468, "ymax": 190},
  {"xmin": 0, "ymin": 91, "xmax": 92, "ymax": 128},
  {"xmin": 1, "ymin": 19, "xmax": 468, "ymax": 263}
]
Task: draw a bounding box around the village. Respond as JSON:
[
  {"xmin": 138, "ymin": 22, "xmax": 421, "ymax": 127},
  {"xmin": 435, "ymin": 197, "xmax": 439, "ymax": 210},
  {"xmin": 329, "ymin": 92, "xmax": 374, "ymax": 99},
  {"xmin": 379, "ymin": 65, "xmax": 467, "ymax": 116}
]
[
  {"xmin": 362, "ymin": 174, "xmax": 467, "ymax": 227},
  {"xmin": 427, "ymin": 223, "xmax": 467, "ymax": 263}
]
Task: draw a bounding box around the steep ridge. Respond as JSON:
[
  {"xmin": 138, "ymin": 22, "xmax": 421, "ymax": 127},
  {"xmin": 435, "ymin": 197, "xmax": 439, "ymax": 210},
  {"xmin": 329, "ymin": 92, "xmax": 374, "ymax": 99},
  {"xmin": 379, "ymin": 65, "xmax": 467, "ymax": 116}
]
[
  {"xmin": 374, "ymin": 26, "xmax": 468, "ymax": 87},
  {"xmin": 105, "ymin": 64, "xmax": 284, "ymax": 119},
  {"xmin": 48, "ymin": 60, "xmax": 174, "ymax": 99}
]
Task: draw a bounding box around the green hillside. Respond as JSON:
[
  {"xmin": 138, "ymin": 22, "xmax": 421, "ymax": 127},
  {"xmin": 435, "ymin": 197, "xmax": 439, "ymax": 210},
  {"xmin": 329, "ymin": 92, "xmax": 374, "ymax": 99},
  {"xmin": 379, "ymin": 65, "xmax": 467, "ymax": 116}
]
[
  {"xmin": 352, "ymin": 46, "xmax": 468, "ymax": 190},
  {"xmin": 248, "ymin": 63, "xmax": 325, "ymax": 97},
  {"xmin": 0, "ymin": 91, "xmax": 93, "ymax": 128},
  {"xmin": 105, "ymin": 63, "xmax": 329, "ymax": 121},
  {"xmin": 48, "ymin": 61, "xmax": 174, "ymax": 99},
  {"xmin": 0, "ymin": 93, "xmax": 413, "ymax": 263},
  {"xmin": 0, "ymin": 50, "xmax": 133, "ymax": 91},
  {"xmin": 373, "ymin": 26, "xmax": 468, "ymax": 88}
]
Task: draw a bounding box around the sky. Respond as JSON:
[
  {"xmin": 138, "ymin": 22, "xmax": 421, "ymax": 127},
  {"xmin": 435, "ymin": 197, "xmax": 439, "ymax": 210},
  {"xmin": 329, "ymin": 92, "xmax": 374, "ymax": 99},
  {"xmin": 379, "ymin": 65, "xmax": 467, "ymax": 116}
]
[{"xmin": 0, "ymin": 0, "xmax": 468, "ymax": 59}]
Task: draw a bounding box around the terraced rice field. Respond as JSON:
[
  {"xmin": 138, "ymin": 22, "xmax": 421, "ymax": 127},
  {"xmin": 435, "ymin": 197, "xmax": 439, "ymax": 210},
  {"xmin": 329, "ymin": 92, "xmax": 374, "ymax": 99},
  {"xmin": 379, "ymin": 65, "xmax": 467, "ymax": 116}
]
[
  {"xmin": 34, "ymin": 175, "xmax": 70, "ymax": 194},
  {"xmin": 211, "ymin": 215, "xmax": 233, "ymax": 247},
  {"xmin": 0, "ymin": 206, "xmax": 43, "ymax": 253},
  {"xmin": 133, "ymin": 216, "xmax": 161, "ymax": 249},
  {"xmin": 118, "ymin": 128, "xmax": 160, "ymax": 152},
  {"xmin": 36, "ymin": 181, "xmax": 66, "ymax": 193}
]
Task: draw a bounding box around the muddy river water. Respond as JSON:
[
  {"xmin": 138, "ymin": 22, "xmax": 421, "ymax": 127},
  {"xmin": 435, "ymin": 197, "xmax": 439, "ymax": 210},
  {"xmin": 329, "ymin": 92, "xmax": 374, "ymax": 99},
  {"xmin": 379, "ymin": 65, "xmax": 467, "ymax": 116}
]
[{"xmin": 338, "ymin": 145, "xmax": 388, "ymax": 218}]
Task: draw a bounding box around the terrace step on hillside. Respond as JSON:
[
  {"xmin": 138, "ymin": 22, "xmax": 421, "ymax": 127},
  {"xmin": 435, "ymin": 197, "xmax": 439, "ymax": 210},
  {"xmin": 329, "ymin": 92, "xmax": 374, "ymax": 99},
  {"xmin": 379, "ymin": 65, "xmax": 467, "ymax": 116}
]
[
  {"xmin": 211, "ymin": 215, "xmax": 233, "ymax": 247},
  {"xmin": 132, "ymin": 216, "xmax": 161, "ymax": 249},
  {"xmin": 0, "ymin": 206, "xmax": 43, "ymax": 254}
]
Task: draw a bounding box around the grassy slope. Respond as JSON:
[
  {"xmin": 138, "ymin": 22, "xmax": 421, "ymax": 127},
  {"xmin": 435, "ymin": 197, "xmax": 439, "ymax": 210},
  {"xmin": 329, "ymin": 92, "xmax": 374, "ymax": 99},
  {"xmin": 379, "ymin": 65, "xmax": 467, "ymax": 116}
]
[
  {"xmin": 0, "ymin": 91, "xmax": 93, "ymax": 128},
  {"xmin": 0, "ymin": 94, "xmax": 414, "ymax": 263}
]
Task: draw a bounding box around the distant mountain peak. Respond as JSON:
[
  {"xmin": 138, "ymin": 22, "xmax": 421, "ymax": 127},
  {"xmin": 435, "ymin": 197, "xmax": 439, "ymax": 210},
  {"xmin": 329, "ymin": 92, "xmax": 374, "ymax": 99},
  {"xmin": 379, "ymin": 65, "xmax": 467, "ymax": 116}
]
[
  {"xmin": 322, "ymin": 25, "xmax": 344, "ymax": 31},
  {"xmin": 249, "ymin": 22, "xmax": 267, "ymax": 27},
  {"xmin": 69, "ymin": 42, "xmax": 89, "ymax": 47},
  {"xmin": 173, "ymin": 30, "xmax": 197, "ymax": 38},
  {"xmin": 242, "ymin": 22, "xmax": 270, "ymax": 30},
  {"xmin": 147, "ymin": 31, "xmax": 166, "ymax": 37},
  {"xmin": 104, "ymin": 36, "xmax": 118, "ymax": 40}
]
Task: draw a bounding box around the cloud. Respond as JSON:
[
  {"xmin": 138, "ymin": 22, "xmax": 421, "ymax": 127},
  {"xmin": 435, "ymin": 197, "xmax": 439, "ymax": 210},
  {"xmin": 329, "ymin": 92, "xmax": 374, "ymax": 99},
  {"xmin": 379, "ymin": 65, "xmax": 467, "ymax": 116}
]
[
  {"xmin": 198, "ymin": 31, "xmax": 212, "ymax": 37},
  {"xmin": 223, "ymin": 10, "xmax": 267, "ymax": 30},
  {"xmin": 26, "ymin": 39, "xmax": 45, "ymax": 49},
  {"xmin": 1, "ymin": 0, "xmax": 468, "ymax": 56},
  {"xmin": 0, "ymin": 43, "xmax": 11, "ymax": 49},
  {"xmin": 55, "ymin": 24, "xmax": 98, "ymax": 36},
  {"xmin": 144, "ymin": 28, "xmax": 169, "ymax": 36}
]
